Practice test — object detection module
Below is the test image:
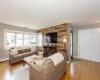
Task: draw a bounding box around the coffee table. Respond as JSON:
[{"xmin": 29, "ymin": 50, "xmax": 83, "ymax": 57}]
[{"xmin": 23, "ymin": 55, "xmax": 41, "ymax": 66}]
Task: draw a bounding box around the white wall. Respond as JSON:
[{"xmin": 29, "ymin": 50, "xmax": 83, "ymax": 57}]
[
  {"xmin": 72, "ymin": 23, "xmax": 100, "ymax": 58},
  {"xmin": 73, "ymin": 29, "xmax": 78, "ymax": 57},
  {"xmin": 0, "ymin": 23, "xmax": 36, "ymax": 60}
]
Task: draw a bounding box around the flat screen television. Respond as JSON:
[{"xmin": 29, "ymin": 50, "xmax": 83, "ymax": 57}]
[{"xmin": 46, "ymin": 32, "xmax": 57, "ymax": 43}]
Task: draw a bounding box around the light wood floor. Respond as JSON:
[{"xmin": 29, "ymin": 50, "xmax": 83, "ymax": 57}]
[{"xmin": 0, "ymin": 59, "xmax": 100, "ymax": 80}]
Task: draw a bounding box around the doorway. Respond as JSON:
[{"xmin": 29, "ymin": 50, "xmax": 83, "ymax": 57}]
[{"xmin": 69, "ymin": 29, "xmax": 73, "ymax": 58}]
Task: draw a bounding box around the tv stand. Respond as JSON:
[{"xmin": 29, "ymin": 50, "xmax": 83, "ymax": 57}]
[{"xmin": 43, "ymin": 45, "xmax": 57, "ymax": 57}]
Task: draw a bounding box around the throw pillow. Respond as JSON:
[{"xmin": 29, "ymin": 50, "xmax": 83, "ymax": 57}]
[
  {"xmin": 31, "ymin": 46, "xmax": 36, "ymax": 52},
  {"xmin": 11, "ymin": 48, "xmax": 18, "ymax": 55}
]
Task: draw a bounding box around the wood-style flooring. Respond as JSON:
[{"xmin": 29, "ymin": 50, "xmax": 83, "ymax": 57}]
[{"xmin": 0, "ymin": 59, "xmax": 100, "ymax": 80}]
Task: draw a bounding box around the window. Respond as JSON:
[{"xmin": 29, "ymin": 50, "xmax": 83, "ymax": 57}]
[
  {"xmin": 16, "ymin": 34, "xmax": 23, "ymax": 46},
  {"xmin": 5, "ymin": 30, "xmax": 37, "ymax": 48},
  {"xmin": 24, "ymin": 34, "xmax": 30, "ymax": 45},
  {"xmin": 6, "ymin": 32, "xmax": 15, "ymax": 47},
  {"xmin": 30, "ymin": 34, "xmax": 36, "ymax": 44},
  {"xmin": 37, "ymin": 33, "xmax": 42, "ymax": 46}
]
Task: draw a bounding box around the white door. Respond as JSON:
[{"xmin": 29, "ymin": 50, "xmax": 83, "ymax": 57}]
[
  {"xmin": 78, "ymin": 30, "xmax": 91, "ymax": 60},
  {"xmin": 90, "ymin": 29, "xmax": 100, "ymax": 62}
]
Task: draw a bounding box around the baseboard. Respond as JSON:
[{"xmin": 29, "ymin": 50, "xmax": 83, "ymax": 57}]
[
  {"xmin": 0, "ymin": 58, "xmax": 9, "ymax": 62},
  {"xmin": 73, "ymin": 56, "xmax": 79, "ymax": 59}
]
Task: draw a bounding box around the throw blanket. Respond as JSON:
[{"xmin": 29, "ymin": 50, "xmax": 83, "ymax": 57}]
[{"xmin": 48, "ymin": 53, "xmax": 64, "ymax": 66}]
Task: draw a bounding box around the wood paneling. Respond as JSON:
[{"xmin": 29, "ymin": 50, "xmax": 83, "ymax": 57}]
[
  {"xmin": 37, "ymin": 29, "xmax": 45, "ymax": 33},
  {"xmin": 45, "ymin": 27, "xmax": 54, "ymax": 33},
  {"xmin": 37, "ymin": 23, "xmax": 68, "ymax": 52}
]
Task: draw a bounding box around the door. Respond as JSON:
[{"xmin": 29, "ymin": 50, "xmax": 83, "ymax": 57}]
[
  {"xmin": 91, "ymin": 29, "xmax": 100, "ymax": 62},
  {"xmin": 78, "ymin": 30, "xmax": 91, "ymax": 60}
]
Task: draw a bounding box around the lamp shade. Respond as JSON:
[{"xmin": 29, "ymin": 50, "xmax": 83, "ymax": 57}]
[{"xmin": 63, "ymin": 38, "xmax": 67, "ymax": 43}]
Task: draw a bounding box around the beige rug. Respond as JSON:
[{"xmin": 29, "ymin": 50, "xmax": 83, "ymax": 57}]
[{"xmin": 13, "ymin": 65, "xmax": 30, "ymax": 80}]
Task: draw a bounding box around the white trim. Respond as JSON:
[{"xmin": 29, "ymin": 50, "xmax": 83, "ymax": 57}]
[
  {"xmin": 0, "ymin": 58, "xmax": 9, "ymax": 62},
  {"xmin": 73, "ymin": 56, "xmax": 79, "ymax": 59},
  {"xmin": 78, "ymin": 30, "xmax": 80, "ymax": 59},
  {"xmin": 4, "ymin": 29, "xmax": 36, "ymax": 34}
]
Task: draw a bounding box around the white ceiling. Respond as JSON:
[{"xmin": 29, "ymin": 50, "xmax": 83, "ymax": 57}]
[{"xmin": 0, "ymin": 0, "xmax": 100, "ymax": 30}]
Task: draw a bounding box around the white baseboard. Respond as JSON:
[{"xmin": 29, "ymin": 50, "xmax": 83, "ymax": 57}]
[
  {"xmin": 0, "ymin": 58, "xmax": 9, "ymax": 62},
  {"xmin": 73, "ymin": 56, "xmax": 79, "ymax": 59}
]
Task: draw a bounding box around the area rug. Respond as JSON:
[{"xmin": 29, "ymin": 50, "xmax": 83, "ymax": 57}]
[{"xmin": 13, "ymin": 65, "xmax": 30, "ymax": 80}]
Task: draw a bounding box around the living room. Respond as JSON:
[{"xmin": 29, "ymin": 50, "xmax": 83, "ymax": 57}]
[{"xmin": 0, "ymin": 0, "xmax": 100, "ymax": 80}]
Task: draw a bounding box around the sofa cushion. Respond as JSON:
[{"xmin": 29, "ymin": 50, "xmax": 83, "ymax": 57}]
[
  {"xmin": 13, "ymin": 54, "xmax": 24, "ymax": 59},
  {"xmin": 23, "ymin": 52, "xmax": 32, "ymax": 57},
  {"xmin": 18, "ymin": 48, "xmax": 31, "ymax": 54},
  {"xmin": 24, "ymin": 48, "xmax": 31, "ymax": 53},
  {"xmin": 11, "ymin": 48, "xmax": 18, "ymax": 55},
  {"xmin": 18, "ymin": 50, "xmax": 24, "ymax": 54}
]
